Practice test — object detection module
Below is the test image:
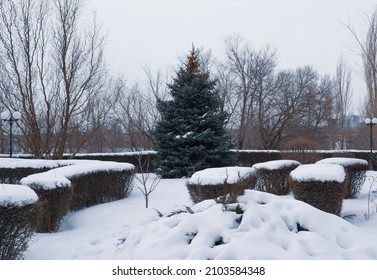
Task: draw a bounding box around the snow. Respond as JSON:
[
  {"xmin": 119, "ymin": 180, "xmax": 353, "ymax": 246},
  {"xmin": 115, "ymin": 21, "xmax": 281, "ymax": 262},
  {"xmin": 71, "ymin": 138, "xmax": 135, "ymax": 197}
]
[
  {"xmin": 0, "ymin": 184, "xmax": 38, "ymax": 206},
  {"xmin": 316, "ymin": 157, "xmax": 368, "ymax": 167},
  {"xmin": 20, "ymin": 161, "xmax": 134, "ymax": 190},
  {"xmin": 22, "ymin": 170, "xmax": 377, "ymax": 260},
  {"xmin": 253, "ymin": 159, "xmax": 301, "ymax": 170},
  {"xmin": 290, "ymin": 163, "xmax": 346, "ymax": 183},
  {"xmin": 188, "ymin": 166, "xmax": 256, "ymax": 185},
  {"xmin": 0, "ymin": 158, "xmax": 60, "ymax": 169}
]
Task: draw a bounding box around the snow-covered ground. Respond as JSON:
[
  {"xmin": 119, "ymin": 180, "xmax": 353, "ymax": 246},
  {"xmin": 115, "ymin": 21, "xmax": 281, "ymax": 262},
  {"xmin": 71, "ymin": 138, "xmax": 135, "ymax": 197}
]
[{"xmin": 23, "ymin": 170, "xmax": 377, "ymax": 260}]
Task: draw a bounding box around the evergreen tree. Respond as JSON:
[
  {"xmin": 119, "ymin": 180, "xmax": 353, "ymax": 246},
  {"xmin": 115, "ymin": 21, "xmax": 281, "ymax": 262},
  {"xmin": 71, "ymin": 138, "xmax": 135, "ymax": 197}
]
[{"xmin": 154, "ymin": 48, "xmax": 236, "ymax": 178}]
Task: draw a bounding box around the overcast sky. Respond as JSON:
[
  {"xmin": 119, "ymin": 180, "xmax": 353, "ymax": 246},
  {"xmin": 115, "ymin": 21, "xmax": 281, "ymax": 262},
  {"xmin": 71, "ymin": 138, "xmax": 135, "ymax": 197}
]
[{"xmin": 86, "ymin": 0, "xmax": 377, "ymax": 109}]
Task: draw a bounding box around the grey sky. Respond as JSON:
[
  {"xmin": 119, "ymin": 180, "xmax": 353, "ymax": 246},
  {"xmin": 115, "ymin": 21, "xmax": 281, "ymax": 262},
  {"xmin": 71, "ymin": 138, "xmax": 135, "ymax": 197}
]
[{"xmin": 87, "ymin": 0, "xmax": 376, "ymax": 109}]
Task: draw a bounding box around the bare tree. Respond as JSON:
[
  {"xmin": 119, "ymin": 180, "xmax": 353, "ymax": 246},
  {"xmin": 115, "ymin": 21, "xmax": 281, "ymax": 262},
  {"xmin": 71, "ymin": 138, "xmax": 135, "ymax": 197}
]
[
  {"xmin": 332, "ymin": 56, "xmax": 353, "ymax": 149},
  {"xmin": 0, "ymin": 0, "xmax": 110, "ymax": 158},
  {"xmin": 224, "ymin": 35, "xmax": 278, "ymax": 149},
  {"xmin": 345, "ymin": 6, "xmax": 377, "ymax": 117},
  {"xmin": 133, "ymin": 151, "xmax": 160, "ymax": 208}
]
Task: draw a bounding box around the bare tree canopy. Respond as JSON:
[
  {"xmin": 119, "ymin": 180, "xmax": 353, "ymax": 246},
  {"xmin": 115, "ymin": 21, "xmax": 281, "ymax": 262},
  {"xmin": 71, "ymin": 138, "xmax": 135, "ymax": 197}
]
[{"xmin": 0, "ymin": 0, "xmax": 111, "ymax": 158}]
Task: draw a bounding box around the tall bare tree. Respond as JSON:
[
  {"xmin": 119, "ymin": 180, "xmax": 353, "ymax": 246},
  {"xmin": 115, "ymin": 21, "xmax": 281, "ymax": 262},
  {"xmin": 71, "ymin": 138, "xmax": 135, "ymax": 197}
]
[
  {"xmin": 332, "ymin": 56, "xmax": 352, "ymax": 149},
  {"xmin": 0, "ymin": 0, "xmax": 109, "ymax": 158},
  {"xmin": 224, "ymin": 35, "xmax": 278, "ymax": 149},
  {"xmin": 346, "ymin": 6, "xmax": 377, "ymax": 117}
]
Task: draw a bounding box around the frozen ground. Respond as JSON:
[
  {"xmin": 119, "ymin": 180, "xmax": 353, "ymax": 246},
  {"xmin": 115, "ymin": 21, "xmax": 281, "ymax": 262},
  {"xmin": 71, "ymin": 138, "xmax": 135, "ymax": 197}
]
[{"xmin": 24, "ymin": 172, "xmax": 377, "ymax": 260}]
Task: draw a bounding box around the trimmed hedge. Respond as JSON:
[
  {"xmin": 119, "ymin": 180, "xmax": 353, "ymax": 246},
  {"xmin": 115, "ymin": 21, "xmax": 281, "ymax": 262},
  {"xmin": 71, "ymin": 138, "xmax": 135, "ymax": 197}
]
[
  {"xmin": 0, "ymin": 203, "xmax": 37, "ymax": 259},
  {"xmin": 32, "ymin": 186, "xmax": 73, "ymax": 232},
  {"xmin": 289, "ymin": 164, "xmax": 346, "ymax": 215},
  {"xmin": 187, "ymin": 167, "xmax": 257, "ymax": 203},
  {"xmin": 253, "ymin": 160, "xmax": 301, "ymax": 195},
  {"xmin": 0, "ymin": 167, "xmax": 54, "ymax": 184},
  {"xmin": 316, "ymin": 158, "xmax": 368, "ymax": 199},
  {"xmin": 70, "ymin": 169, "xmax": 134, "ymax": 211},
  {"xmin": 0, "ymin": 184, "xmax": 39, "ymax": 259},
  {"xmin": 289, "ymin": 179, "xmax": 346, "ymax": 215},
  {"xmin": 21, "ymin": 161, "xmax": 135, "ymax": 232}
]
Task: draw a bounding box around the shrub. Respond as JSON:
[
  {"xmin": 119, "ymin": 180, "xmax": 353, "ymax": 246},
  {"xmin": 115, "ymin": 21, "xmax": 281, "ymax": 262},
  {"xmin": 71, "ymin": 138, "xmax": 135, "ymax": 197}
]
[
  {"xmin": 282, "ymin": 138, "xmax": 321, "ymax": 164},
  {"xmin": 253, "ymin": 160, "xmax": 301, "ymax": 195},
  {"xmin": 69, "ymin": 169, "xmax": 134, "ymax": 211},
  {"xmin": 32, "ymin": 186, "xmax": 74, "ymax": 232},
  {"xmin": 21, "ymin": 161, "xmax": 135, "ymax": 232},
  {"xmin": 187, "ymin": 167, "xmax": 257, "ymax": 203},
  {"xmin": 289, "ymin": 164, "xmax": 346, "ymax": 215},
  {"xmin": 234, "ymin": 150, "xmax": 281, "ymax": 167},
  {"xmin": 0, "ymin": 159, "xmax": 59, "ymax": 184},
  {"xmin": 316, "ymin": 158, "xmax": 368, "ymax": 199},
  {"xmin": 0, "ymin": 185, "xmax": 38, "ymax": 259}
]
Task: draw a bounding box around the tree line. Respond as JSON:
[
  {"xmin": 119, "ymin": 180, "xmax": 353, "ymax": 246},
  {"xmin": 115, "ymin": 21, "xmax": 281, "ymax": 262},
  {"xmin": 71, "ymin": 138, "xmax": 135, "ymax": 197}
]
[{"xmin": 0, "ymin": 0, "xmax": 376, "ymax": 158}]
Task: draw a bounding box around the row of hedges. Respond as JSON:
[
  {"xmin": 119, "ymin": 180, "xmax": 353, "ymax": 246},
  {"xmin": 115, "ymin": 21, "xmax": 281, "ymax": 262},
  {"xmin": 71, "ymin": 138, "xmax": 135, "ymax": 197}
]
[
  {"xmin": 58, "ymin": 149, "xmax": 377, "ymax": 171},
  {"xmin": 1, "ymin": 160, "xmax": 135, "ymax": 259},
  {"xmin": 20, "ymin": 162, "xmax": 135, "ymax": 232},
  {"xmin": 4, "ymin": 149, "xmax": 376, "ymax": 172},
  {"xmin": 187, "ymin": 157, "xmax": 368, "ymax": 216}
]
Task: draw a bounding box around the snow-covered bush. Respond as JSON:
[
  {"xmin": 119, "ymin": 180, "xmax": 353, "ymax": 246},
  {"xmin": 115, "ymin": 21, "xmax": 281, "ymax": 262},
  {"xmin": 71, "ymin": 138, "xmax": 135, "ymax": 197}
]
[
  {"xmin": 69, "ymin": 169, "xmax": 134, "ymax": 210},
  {"xmin": 0, "ymin": 158, "xmax": 59, "ymax": 184},
  {"xmin": 0, "ymin": 184, "xmax": 38, "ymax": 259},
  {"xmin": 186, "ymin": 167, "xmax": 256, "ymax": 203},
  {"xmin": 316, "ymin": 157, "xmax": 368, "ymax": 198},
  {"xmin": 289, "ymin": 164, "xmax": 346, "ymax": 215},
  {"xmin": 21, "ymin": 161, "xmax": 135, "ymax": 232},
  {"xmin": 253, "ymin": 160, "xmax": 301, "ymax": 195}
]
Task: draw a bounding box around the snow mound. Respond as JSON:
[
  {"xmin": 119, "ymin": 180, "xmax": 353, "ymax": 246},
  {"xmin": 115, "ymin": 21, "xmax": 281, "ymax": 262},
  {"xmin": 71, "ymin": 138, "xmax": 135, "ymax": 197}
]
[
  {"xmin": 117, "ymin": 190, "xmax": 377, "ymax": 259},
  {"xmin": 253, "ymin": 160, "xmax": 301, "ymax": 170},
  {"xmin": 0, "ymin": 184, "xmax": 38, "ymax": 206},
  {"xmin": 188, "ymin": 166, "xmax": 256, "ymax": 185},
  {"xmin": 316, "ymin": 157, "xmax": 368, "ymax": 167},
  {"xmin": 290, "ymin": 164, "xmax": 346, "ymax": 183}
]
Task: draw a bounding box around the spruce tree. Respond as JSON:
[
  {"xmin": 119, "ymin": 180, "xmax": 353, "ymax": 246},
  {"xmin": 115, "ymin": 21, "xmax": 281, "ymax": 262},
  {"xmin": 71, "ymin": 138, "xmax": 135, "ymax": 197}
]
[{"xmin": 154, "ymin": 48, "xmax": 236, "ymax": 178}]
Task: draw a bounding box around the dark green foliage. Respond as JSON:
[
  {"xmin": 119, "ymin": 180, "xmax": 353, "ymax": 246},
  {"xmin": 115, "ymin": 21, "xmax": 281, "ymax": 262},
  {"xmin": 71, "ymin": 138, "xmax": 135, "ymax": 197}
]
[
  {"xmin": 31, "ymin": 186, "xmax": 74, "ymax": 232},
  {"xmin": 187, "ymin": 174, "xmax": 256, "ymax": 204},
  {"xmin": 0, "ymin": 167, "xmax": 53, "ymax": 184},
  {"xmin": 254, "ymin": 163, "xmax": 301, "ymax": 195},
  {"xmin": 154, "ymin": 48, "xmax": 236, "ymax": 178},
  {"xmin": 69, "ymin": 170, "xmax": 134, "ymax": 210},
  {"xmin": 289, "ymin": 177, "xmax": 346, "ymax": 216},
  {"xmin": 0, "ymin": 203, "xmax": 37, "ymax": 259}
]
